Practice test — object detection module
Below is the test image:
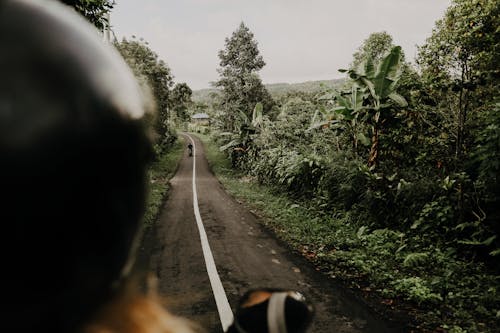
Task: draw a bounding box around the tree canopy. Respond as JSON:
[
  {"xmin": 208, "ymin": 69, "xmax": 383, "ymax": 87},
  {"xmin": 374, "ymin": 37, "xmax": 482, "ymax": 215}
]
[
  {"xmin": 350, "ymin": 31, "xmax": 396, "ymax": 70},
  {"xmin": 59, "ymin": 0, "xmax": 114, "ymax": 31},
  {"xmin": 214, "ymin": 22, "xmax": 274, "ymax": 131},
  {"xmin": 115, "ymin": 37, "xmax": 175, "ymax": 148},
  {"xmin": 169, "ymin": 82, "xmax": 193, "ymax": 122}
]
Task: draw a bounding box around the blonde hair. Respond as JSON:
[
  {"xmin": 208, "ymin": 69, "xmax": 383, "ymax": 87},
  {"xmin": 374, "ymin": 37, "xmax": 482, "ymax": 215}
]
[{"xmin": 84, "ymin": 278, "xmax": 201, "ymax": 333}]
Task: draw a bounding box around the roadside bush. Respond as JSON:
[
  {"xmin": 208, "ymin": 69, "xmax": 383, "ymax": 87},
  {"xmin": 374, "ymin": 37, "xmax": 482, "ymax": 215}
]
[
  {"xmin": 317, "ymin": 153, "xmax": 367, "ymax": 210},
  {"xmin": 153, "ymin": 126, "xmax": 177, "ymax": 158},
  {"xmin": 247, "ymin": 147, "xmax": 325, "ymax": 196},
  {"xmin": 249, "ymin": 146, "xmax": 281, "ymax": 183},
  {"xmin": 188, "ymin": 123, "xmax": 211, "ymax": 134},
  {"xmin": 273, "ymin": 150, "xmax": 325, "ymax": 196},
  {"xmin": 392, "ymin": 277, "xmax": 443, "ymax": 305}
]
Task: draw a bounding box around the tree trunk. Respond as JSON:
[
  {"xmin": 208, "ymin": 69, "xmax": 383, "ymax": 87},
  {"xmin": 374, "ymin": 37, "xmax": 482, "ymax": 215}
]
[
  {"xmin": 455, "ymin": 61, "xmax": 470, "ymax": 166},
  {"xmin": 352, "ymin": 126, "xmax": 358, "ymax": 151},
  {"xmin": 368, "ymin": 124, "xmax": 379, "ymax": 167}
]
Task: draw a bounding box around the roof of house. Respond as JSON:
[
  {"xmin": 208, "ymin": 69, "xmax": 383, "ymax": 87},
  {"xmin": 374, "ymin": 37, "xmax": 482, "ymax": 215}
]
[{"xmin": 191, "ymin": 113, "xmax": 210, "ymax": 119}]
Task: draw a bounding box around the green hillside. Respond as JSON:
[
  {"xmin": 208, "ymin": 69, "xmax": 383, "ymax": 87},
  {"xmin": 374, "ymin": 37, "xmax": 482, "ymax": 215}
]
[{"xmin": 192, "ymin": 78, "xmax": 345, "ymax": 103}]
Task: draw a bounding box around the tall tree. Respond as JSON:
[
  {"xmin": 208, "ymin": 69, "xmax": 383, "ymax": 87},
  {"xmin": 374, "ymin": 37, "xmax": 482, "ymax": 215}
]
[
  {"xmin": 345, "ymin": 46, "xmax": 408, "ymax": 167},
  {"xmin": 59, "ymin": 0, "xmax": 114, "ymax": 31},
  {"xmin": 169, "ymin": 82, "xmax": 193, "ymax": 122},
  {"xmin": 115, "ymin": 37, "xmax": 174, "ymax": 146},
  {"xmin": 417, "ymin": 0, "xmax": 499, "ymax": 165},
  {"xmin": 314, "ymin": 47, "xmax": 407, "ymax": 167},
  {"xmin": 215, "ymin": 22, "xmax": 274, "ymax": 131},
  {"xmin": 417, "ymin": 0, "xmax": 500, "ymax": 228},
  {"xmin": 350, "ymin": 31, "xmax": 396, "ymax": 69}
]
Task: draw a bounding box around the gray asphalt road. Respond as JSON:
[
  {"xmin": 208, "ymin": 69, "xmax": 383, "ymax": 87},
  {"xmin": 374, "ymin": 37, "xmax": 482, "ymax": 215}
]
[{"xmin": 147, "ymin": 133, "xmax": 406, "ymax": 333}]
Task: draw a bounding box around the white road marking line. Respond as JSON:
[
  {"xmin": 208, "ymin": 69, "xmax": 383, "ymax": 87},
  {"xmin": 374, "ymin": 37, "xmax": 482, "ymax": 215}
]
[{"xmin": 185, "ymin": 134, "xmax": 234, "ymax": 331}]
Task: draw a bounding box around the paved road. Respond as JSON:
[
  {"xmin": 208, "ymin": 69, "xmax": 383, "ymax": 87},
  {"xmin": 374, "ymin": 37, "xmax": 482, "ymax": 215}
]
[{"xmin": 146, "ymin": 133, "xmax": 405, "ymax": 333}]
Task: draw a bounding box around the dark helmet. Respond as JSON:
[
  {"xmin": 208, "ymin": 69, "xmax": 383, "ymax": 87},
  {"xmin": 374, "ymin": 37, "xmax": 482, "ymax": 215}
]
[{"xmin": 0, "ymin": 0, "xmax": 152, "ymax": 331}]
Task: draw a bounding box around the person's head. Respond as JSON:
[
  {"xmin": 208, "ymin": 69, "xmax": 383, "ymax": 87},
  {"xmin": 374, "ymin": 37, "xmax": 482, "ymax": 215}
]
[{"xmin": 0, "ymin": 0, "xmax": 153, "ymax": 331}]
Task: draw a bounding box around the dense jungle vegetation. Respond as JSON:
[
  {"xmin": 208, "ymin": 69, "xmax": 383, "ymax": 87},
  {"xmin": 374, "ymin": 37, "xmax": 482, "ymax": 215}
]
[{"xmin": 193, "ymin": 1, "xmax": 499, "ymax": 332}]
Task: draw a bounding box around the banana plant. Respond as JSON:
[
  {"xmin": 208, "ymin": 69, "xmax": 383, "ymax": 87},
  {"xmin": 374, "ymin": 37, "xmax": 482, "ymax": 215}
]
[
  {"xmin": 220, "ymin": 102, "xmax": 263, "ymax": 152},
  {"xmin": 340, "ymin": 46, "xmax": 408, "ymax": 167},
  {"xmin": 310, "ymin": 86, "xmax": 368, "ymax": 149}
]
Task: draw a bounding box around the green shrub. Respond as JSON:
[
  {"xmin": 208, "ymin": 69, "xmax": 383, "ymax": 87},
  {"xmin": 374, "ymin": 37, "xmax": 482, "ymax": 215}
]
[
  {"xmin": 392, "ymin": 277, "xmax": 443, "ymax": 305},
  {"xmin": 317, "ymin": 153, "xmax": 367, "ymax": 210}
]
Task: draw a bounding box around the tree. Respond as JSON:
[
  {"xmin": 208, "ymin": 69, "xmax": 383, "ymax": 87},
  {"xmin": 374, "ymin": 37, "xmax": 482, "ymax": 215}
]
[
  {"xmin": 215, "ymin": 22, "xmax": 274, "ymax": 131},
  {"xmin": 314, "ymin": 47, "xmax": 407, "ymax": 167},
  {"xmin": 351, "ymin": 31, "xmax": 418, "ymax": 97},
  {"xmin": 417, "ymin": 0, "xmax": 499, "ymax": 165},
  {"xmin": 59, "ymin": 0, "xmax": 114, "ymax": 31},
  {"xmin": 344, "ymin": 46, "xmax": 408, "ymax": 167},
  {"xmin": 417, "ymin": 0, "xmax": 500, "ymax": 232},
  {"xmin": 350, "ymin": 32, "xmax": 396, "ymax": 70},
  {"xmin": 169, "ymin": 82, "xmax": 193, "ymax": 122},
  {"xmin": 312, "ymin": 86, "xmax": 368, "ymax": 152},
  {"xmin": 115, "ymin": 37, "xmax": 174, "ymax": 147}
]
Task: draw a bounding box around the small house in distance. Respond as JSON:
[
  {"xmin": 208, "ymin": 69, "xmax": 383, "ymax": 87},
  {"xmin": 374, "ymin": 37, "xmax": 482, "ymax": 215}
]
[{"xmin": 191, "ymin": 113, "xmax": 210, "ymax": 125}]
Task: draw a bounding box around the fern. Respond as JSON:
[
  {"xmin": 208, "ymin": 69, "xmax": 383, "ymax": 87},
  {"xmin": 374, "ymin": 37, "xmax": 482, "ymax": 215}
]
[
  {"xmin": 403, "ymin": 252, "xmax": 429, "ymax": 268},
  {"xmin": 489, "ymin": 248, "xmax": 500, "ymax": 256}
]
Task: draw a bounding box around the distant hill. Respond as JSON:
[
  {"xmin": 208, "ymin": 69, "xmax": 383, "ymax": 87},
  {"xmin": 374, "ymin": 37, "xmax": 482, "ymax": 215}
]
[
  {"xmin": 192, "ymin": 88, "xmax": 220, "ymax": 103},
  {"xmin": 192, "ymin": 78, "xmax": 345, "ymax": 103},
  {"xmin": 266, "ymin": 79, "xmax": 345, "ymax": 97}
]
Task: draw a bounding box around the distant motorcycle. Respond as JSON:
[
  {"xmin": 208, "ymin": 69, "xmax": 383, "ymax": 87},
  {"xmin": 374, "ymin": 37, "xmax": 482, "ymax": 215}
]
[
  {"xmin": 227, "ymin": 288, "xmax": 314, "ymax": 333},
  {"xmin": 188, "ymin": 143, "xmax": 193, "ymax": 157}
]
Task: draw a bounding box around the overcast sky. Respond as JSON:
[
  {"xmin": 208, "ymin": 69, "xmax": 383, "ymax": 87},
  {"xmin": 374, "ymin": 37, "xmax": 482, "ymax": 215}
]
[{"xmin": 111, "ymin": 0, "xmax": 451, "ymax": 90}]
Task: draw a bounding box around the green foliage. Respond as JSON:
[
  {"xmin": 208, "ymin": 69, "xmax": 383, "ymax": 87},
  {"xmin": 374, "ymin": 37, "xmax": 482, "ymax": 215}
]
[
  {"xmin": 191, "ymin": 79, "xmax": 345, "ymax": 104},
  {"xmin": 392, "ymin": 277, "xmax": 443, "ymax": 304},
  {"xmin": 472, "ymin": 103, "xmax": 500, "ymax": 240},
  {"xmin": 206, "ymin": 1, "xmax": 500, "ymax": 331},
  {"xmin": 473, "ymin": 103, "xmax": 500, "ymax": 188},
  {"xmin": 317, "ymin": 154, "xmax": 367, "ymax": 210},
  {"xmin": 203, "ymin": 133, "xmax": 500, "ymax": 332},
  {"xmin": 187, "ymin": 123, "xmax": 210, "ymax": 135},
  {"xmin": 169, "ymin": 82, "xmax": 193, "ymax": 123},
  {"xmin": 265, "ymin": 150, "xmax": 324, "ymax": 195},
  {"xmin": 115, "ymin": 37, "xmax": 175, "ymax": 152},
  {"xmin": 266, "ymin": 79, "xmax": 345, "ymax": 98},
  {"xmin": 350, "ymin": 31, "xmax": 398, "ymax": 70},
  {"xmin": 418, "ymin": 0, "xmax": 499, "ymax": 89},
  {"xmin": 318, "ymin": 46, "xmax": 408, "ymax": 167},
  {"xmin": 342, "ymin": 46, "xmax": 407, "ymax": 110},
  {"xmin": 59, "ymin": 0, "xmax": 114, "ymax": 31},
  {"xmin": 218, "ymin": 22, "xmax": 265, "ymax": 73},
  {"xmin": 417, "ymin": 0, "xmax": 500, "ymax": 168},
  {"xmin": 402, "ymin": 252, "xmax": 430, "ymax": 268},
  {"xmin": 217, "ymin": 102, "xmax": 265, "ymax": 157},
  {"xmin": 214, "ymin": 22, "xmax": 274, "ymax": 131},
  {"xmin": 311, "ymin": 86, "xmax": 367, "ymax": 151}
]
